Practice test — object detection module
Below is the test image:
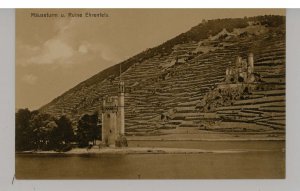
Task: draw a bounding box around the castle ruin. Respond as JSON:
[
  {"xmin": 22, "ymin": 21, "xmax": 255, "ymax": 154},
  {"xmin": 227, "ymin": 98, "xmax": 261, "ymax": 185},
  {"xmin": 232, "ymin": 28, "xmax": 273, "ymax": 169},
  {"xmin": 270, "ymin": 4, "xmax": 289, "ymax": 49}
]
[{"xmin": 225, "ymin": 53, "xmax": 255, "ymax": 84}]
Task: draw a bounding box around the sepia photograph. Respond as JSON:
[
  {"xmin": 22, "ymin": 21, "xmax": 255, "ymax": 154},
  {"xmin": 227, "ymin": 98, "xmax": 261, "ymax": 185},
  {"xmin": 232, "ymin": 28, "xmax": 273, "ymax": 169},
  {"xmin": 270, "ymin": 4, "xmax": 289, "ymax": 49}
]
[{"xmin": 15, "ymin": 9, "xmax": 286, "ymax": 179}]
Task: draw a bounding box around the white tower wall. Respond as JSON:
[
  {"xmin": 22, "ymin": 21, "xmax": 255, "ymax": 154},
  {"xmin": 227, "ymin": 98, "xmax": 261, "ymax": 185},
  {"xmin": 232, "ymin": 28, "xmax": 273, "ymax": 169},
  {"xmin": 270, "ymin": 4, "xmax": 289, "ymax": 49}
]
[{"xmin": 102, "ymin": 97, "xmax": 119, "ymax": 146}]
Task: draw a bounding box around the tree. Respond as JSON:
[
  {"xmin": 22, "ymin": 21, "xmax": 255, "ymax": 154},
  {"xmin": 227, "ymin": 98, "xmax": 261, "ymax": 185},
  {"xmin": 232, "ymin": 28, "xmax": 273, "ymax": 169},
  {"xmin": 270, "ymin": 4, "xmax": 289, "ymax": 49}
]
[
  {"xmin": 76, "ymin": 112, "xmax": 100, "ymax": 147},
  {"xmin": 56, "ymin": 115, "xmax": 74, "ymax": 143},
  {"xmin": 15, "ymin": 109, "xmax": 75, "ymax": 151},
  {"xmin": 29, "ymin": 112, "xmax": 55, "ymax": 151},
  {"xmin": 15, "ymin": 108, "xmax": 32, "ymax": 151},
  {"xmin": 46, "ymin": 115, "xmax": 74, "ymax": 151},
  {"xmin": 90, "ymin": 112, "xmax": 100, "ymax": 145},
  {"xmin": 50, "ymin": 115, "xmax": 74, "ymax": 151}
]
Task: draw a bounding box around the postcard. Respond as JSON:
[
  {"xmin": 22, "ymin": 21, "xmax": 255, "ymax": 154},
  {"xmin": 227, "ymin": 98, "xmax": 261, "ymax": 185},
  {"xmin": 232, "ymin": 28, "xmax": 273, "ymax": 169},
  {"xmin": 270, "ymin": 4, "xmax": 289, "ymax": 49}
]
[{"xmin": 15, "ymin": 9, "xmax": 285, "ymax": 179}]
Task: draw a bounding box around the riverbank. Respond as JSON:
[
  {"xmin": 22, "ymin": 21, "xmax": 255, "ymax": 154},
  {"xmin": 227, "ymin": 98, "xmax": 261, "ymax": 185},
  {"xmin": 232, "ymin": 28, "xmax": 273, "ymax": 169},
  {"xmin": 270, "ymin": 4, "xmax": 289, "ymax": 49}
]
[
  {"xmin": 16, "ymin": 136, "xmax": 285, "ymax": 155},
  {"xmin": 17, "ymin": 145, "xmax": 285, "ymax": 155}
]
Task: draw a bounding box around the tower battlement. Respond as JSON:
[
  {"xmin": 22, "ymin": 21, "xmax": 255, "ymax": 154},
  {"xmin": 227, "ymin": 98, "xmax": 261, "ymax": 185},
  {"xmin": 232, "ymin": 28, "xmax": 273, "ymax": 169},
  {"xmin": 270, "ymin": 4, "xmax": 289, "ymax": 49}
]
[{"xmin": 102, "ymin": 96, "xmax": 118, "ymax": 113}]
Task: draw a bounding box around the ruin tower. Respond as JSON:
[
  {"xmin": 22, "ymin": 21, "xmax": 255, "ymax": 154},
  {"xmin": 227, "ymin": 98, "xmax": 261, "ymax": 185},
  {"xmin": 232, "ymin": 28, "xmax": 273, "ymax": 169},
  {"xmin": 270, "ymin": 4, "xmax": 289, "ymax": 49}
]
[
  {"xmin": 235, "ymin": 56, "xmax": 242, "ymax": 68},
  {"xmin": 247, "ymin": 53, "xmax": 254, "ymax": 73}
]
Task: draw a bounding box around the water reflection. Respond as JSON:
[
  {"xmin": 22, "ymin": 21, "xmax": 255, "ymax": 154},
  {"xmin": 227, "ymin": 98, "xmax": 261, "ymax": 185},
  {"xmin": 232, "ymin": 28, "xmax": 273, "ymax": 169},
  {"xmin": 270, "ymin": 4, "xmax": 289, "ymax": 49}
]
[{"xmin": 16, "ymin": 141, "xmax": 285, "ymax": 179}]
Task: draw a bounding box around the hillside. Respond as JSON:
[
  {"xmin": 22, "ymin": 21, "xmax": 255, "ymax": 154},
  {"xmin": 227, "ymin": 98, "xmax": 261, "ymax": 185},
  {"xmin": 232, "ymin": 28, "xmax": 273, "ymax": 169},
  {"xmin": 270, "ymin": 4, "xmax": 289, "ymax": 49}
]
[{"xmin": 40, "ymin": 15, "xmax": 285, "ymax": 138}]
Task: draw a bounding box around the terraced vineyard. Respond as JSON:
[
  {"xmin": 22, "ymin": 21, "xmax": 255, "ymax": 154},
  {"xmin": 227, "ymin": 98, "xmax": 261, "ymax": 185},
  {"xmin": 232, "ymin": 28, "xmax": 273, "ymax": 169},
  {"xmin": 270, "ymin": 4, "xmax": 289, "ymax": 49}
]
[{"xmin": 40, "ymin": 16, "xmax": 285, "ymax": 137}]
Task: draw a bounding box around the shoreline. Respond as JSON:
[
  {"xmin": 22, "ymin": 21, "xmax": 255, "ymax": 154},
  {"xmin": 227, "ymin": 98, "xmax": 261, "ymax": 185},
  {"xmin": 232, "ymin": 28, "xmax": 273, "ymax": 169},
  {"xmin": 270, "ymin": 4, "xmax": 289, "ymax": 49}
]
[
  {"xmin": 16, "ymin": 139, "xmax": 285, "ymax": 155},
  {"xmin": 15, "ymin": 148, "xmax": 270, "ymax": 155},
  {"xmin": 16, "ymin": 146, "xmax": 285, "ymax": 155}
]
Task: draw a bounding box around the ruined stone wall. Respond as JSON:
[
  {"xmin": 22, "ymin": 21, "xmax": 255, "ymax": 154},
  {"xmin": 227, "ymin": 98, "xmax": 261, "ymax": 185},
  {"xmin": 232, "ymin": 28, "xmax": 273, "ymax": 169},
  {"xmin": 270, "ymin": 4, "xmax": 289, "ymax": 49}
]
[{"xmin": 225, "ymin": 53, "xmax": 255, "ymax": 84}]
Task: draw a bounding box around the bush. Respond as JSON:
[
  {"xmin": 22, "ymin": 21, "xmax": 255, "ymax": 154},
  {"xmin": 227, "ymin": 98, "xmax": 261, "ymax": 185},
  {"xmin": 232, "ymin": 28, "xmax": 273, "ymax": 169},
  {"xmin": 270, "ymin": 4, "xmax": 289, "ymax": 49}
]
[
  {"xmin": 115, "ymin": 134, "xmax": 128, "ymax": 147},
  {"xmin": 56, "ymin": 143, "xmax": 72, "ymax": 152}
]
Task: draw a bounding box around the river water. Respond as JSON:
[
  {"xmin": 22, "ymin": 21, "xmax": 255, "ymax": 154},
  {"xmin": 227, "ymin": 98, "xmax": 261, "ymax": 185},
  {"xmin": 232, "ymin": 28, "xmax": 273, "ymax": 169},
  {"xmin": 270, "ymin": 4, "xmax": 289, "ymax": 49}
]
[{"xmin": 15, "ymin": 141, "xmax": 285, "ymax": 179}]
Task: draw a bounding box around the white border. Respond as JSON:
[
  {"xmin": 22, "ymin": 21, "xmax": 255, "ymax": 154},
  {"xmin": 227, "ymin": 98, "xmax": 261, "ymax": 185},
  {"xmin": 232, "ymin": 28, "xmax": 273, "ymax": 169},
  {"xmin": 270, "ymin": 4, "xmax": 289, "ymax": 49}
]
[
  {"xmin": 1, "ymin": 1, "xmax": 300, "ymax": 8},
  {"xmin": 1, "ymin": 8, "xmax": 300, "ymax": 191},
  {"xmin": 0, "ymin": 8, "xmax": 15, "ymax": 191}
]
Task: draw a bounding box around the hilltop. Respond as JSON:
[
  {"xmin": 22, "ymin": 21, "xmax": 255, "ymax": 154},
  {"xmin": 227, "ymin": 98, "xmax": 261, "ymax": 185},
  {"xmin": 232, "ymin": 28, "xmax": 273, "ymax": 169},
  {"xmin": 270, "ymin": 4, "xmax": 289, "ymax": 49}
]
[{"xmin": 40, "ymin": 15, "xmax": 285, "ymax": 139}]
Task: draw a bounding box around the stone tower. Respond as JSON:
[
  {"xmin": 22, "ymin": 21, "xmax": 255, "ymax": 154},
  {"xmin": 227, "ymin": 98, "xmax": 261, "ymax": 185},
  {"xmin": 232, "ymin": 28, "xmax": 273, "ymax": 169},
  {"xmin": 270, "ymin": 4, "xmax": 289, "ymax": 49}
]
[
  {"xmin": 247, "ymin": 53, "xmax": 254, "ymax": 74},
  {"xmin": 118, "ymin": 81, "xmax": 125, "ymax": 135},
  {"xmin": 101, "ymin": 81, "xmax": 125, "ymax": 147},
  {"xmin": 235, "ymin": 56, "xmax": 242, "ymax": 68}
]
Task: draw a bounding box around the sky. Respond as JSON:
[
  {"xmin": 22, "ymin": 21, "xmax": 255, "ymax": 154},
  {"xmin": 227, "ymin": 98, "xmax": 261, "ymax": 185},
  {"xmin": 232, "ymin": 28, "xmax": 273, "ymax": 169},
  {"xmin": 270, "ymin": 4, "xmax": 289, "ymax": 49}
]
[{"xmin": 16, "ymin": 9, "xmax": 285, "ymax": 110}]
